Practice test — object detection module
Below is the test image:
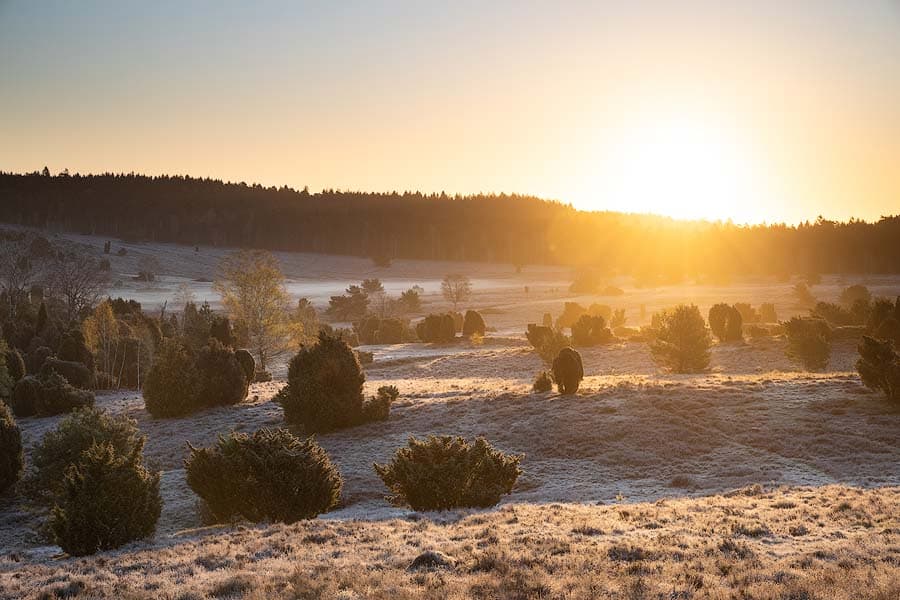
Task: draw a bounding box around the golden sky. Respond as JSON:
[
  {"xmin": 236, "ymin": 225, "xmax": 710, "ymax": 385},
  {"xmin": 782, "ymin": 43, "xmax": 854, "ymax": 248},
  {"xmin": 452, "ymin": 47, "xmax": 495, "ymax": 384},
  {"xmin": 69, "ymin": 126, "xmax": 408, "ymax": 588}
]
[{"xmin": 1, "ymin": 1, "xmax": 898, "ymax": 223}]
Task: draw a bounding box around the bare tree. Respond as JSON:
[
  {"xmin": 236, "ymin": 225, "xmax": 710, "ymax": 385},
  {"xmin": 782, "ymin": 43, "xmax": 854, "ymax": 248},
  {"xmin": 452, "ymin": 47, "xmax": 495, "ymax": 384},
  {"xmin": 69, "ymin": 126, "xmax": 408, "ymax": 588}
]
[
  {"xmin": 45, "ymin": 252, "xmax": 109, "ymax": 321},
  {"xmin": 441, "ymin": 274, "xmax": 472, "ymax": 310},
  {"xmin": 0, "ymin": 239, "xmax": 40, "ymax": 314}
]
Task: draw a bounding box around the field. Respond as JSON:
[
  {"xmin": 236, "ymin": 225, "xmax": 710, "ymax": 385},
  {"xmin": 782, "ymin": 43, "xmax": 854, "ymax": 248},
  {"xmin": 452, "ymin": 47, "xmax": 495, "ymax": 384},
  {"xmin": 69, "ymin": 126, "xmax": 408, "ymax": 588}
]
[{"xmin": 1, "ymin": 232, "xmax": 899, "ymax": 599}]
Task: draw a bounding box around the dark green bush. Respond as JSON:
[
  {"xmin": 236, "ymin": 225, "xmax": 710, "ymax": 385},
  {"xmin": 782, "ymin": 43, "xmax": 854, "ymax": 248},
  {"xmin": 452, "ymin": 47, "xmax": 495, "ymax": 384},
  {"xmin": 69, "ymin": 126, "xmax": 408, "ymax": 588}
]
[
  {"xmin": 812, "ymin": 302, "xmax": 857, "ymax": 326},
  {"xmin": 649, "ymin": 305, "xmax": 712, "ymax": 373},
  {"xmin": 4, "ymin": 347, "xmax": 26, "ymax": 383},
  {"xmin": 356, "ymin": 316, "xmax": 405, "ymax": 345},
  {"xmin": 142, "ymin": 339, "xmax": 200, "ymax": 418},
  {"xmin": 462, "ymin": 310, "xmax": 486, "ymax": 337},
  {"xmin": 375, "ymin": 435, "xmax": 522, "ymax": 511},
  {"xmin": 50, "ymin": 441, "xmax": 161, "ymax": 556},
  {"xmin": 57, "ymin": 330, "xmax": 94, "ymax": 372},
  {"xmin": 185, "ymin": 428, "xmax": 342, "ymax": 523},
  {"xmin": 33, "ymin": 407, "xmax": 143, "ymax": 499},
  {"xmin": 552, "ymin": 347, "xmax": 584, "ymax": 394},
  {"xmin": 570, "ymin": 314, "xmax": 613, "ymax": 346},
  {"xmin": 416, "ymin": 314, "xmax": 456, "ymax": 343},
  {"xmin": 708, "ymin": 303, "xmax": 743, "ymax": 342},
  {"xmin": 10, "ymin": 371, "xmax": 94, "ymax": 418},
  {"xmin": 196, "ymin": 339, "xmax": 249, "ymax": 408},
  {"xmin": 784, "ymin": 317, "xmax": 832, "ymax": 371},
  {"xmin": 280, "ymin": 331, "xmax": 374, "ymax": 432},
  {"xmin": 0, "ymin": 401, "xmax": 23, "ymax": 494},
  {"xmin": 26, "ymin": 345, "xmax": 53, "ymax": 374},
  {"xmin": 856, "ymin": 336, "xmax": 899, "ymax": 403},
  {"xmin": 234, "ymin": 349, "xmax": 255, "ymax": 382},
  {"xmin": 532, "ymin": 371, "xmax": 553, "ymax": 393},
  {"xmin": 209, "ymin": 315, "xmax": 235, "ymax": 347},
  {"xmin": 40, "ymin": 359, "xmax": 95, "ymax": 389},
  {"xmin": 361, "ymin": 385, "xmax": 399, "ymax": 423}
]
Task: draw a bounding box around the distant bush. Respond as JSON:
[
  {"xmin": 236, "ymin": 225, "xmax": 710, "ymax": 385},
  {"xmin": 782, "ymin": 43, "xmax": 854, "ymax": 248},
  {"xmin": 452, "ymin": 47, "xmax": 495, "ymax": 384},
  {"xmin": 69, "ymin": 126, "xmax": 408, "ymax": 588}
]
[
  {"xmin": 569, "ymin": 270, "xmax": 600, "ymax": 294},
  {"xmin": 588, "ymin": 303, "xmax": 613, "ymax": 322},
  {"xmin": 0, "ymin": 401, "xmax": 24, "ymax": 494},
  {"xmin": 40, "ymin": 359, "xmax": 95, "ymax": 389},
  {"xmin": 234, "ymin": 349, "xmax": 256, "ymax": 382},
  {"xmin": 26, "ymin": 345, "xmax": 53, "ymax": 375},
  {"xmin": 856, "ymin": 336, "xmax": 899, "ymax": 403},
  {"xmin": 526, "ymin": 324, "xmax": 571, "ymax": 365},
  {"xmin": 280, "ymin": 331, "xmax": 384, "ymax": 433},
  {"xmin": 840, "ymin": 285, "xmax": 871, "ymax": 309},
  {"xmin": 374, "ymin": 435, "xmax": 521, "ymax": 510},
  {"xmin": 708, "ymin": 303, "xmax": 743, "ymax": 342},
  {"xmin": 733, "ymin": 303, "xmax": 759, "ymax": 324},
  {"xmin": 759, "ymin": 303, "xmax": 777, "ymax": 323},
  {"xmin": 793, "ymin": 282, "xmax": 816, "ymax": 308},
  {"xmin": 556, "ymin": 302, "xmax": 587, "ymax": 330},
  {"xmin": 195, "ymin": 339, "xmax": 249, "ymax": 408},
  {"xmin": 649, "ymin": 305, "xmax": 711, "ymax": 373},
  {"xmin": 362, "ymin": 385, "xmax": 399, "ymax": 423},
  {"xmin": 812, "ymin": 301, "xmax": 857, "ymax": 326},
  {"xmin": 4, "ymin": 347, "xmax": 26, "ymax": 383},
  {"xmin": 11, "ymin": 372, "xmax": 94, "ymax": 418},
  {"xmin": 866, "ymin": 297, "xmax": 900, "ymax": 346},
  {"xmin": 356, "ymin": 350, "xmax": 374, "ymax": 365},
  {"xmin": 784, "ymin": 317, "xmax": 832, "ymax": 371},
  {"xmin": 142, "ymin": 339, "xmax": 200, "ymax": 418},
  {"xmin": 542, "ymin": 313, "xmax": 553, "ymax": 328},
  {"xmin": 356, "ymin": 316, "xmax": 406, "ymax": 345},
  {"xmin": 209, "ymin": 315, "xmax": 235, "ymax": 347},
  {"xmin": 33, "ymin": 407, "xmax": 143, "ymax": 499},
  {"xmin": 50, "ymin": 441, "xmax": 161, "ymax": 556},
  {"xmin": 571, "ymin": 314, "xmax": 613, "ymax": 346},
  {"xmin": 600, "ymin": 285, "xmax": 624, "ymax": 296},
  {"xmin": 57, "ymin": 330, "xmax": 94, "ymax": 372},
  {"xmin": 532, "ymin": 371, "xmax": 553, "ymax": 393},
  {"xmin": 462, "ymin": 310, "xmax": 486, "ymax": 337},
  {"xmin": 398, "ymin": 287, "xmax": 422, "ymax": 313},
  {"xmin": 185, "ymin": 428, "xmax": 342, "ymax": 523},
  {"xmin": 552, "ymin": 347, "xmax": 584, "ymax": 394},
  {"xmin": 610, "ymin": 308, "xmax": 627, "ymax": 328},
  {"xmin": 416, "ymin": 314, "xmax": 456, "ymax": 343}
]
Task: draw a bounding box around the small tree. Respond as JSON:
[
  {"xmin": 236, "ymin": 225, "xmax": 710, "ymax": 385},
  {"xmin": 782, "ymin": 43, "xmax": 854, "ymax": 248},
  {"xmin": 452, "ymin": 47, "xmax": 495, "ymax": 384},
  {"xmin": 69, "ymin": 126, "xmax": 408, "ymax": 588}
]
[
  {"xmin": 142, "ymin": 339, "xmax": 200, "ymax": 418},
  {"xmin": 856, "ymin": 336, "xmax": 899, "ymax": 402},
  {"xmin": 50, "ymin": 441, "xmax": 161, "ymax": 556},
  {"xmin": 784, "ymin": 317, "xmax": 832, "ymax": 371},
  {"xmin": 185, "ymin": 428, "xmax": 342, "ymax": 524},
  {"xmin": 0, "ymin": 401, "xmax": 24, "ymax": 494},
  {"xmin": 441, "ymin": 274, "xmax": 471, "ymax": 310},
  {"xmin": 374, "ymin": 436, "xmax": 521, "ymax": 510},
  {"xmin": 45, "ymin": 251, "xmax": 109, "ymax": 321},
  {"xmin": 649, "ymin": 305, "xmax": 711, "ymax": 373}
]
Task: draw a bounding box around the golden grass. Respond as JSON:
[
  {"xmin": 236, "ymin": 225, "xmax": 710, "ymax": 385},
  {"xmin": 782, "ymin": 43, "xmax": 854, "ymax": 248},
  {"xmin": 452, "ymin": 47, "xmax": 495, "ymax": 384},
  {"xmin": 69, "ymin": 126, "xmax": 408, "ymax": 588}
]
[{"xmin": 2, "ymin": 484, "xmax": 897, "ymax": 599}]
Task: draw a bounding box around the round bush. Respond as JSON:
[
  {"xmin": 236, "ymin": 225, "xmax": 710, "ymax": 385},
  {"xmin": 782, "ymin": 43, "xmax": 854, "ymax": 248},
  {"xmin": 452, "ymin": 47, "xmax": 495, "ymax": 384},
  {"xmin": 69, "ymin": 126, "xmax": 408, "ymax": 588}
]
[
  {"xmin": 33, "ymin": 407, "xmax": 143, "ymax": 499},
  {"xmin": 571, "ymin": 314, "xmax": 613, "ymax": 346},
  {"xmin": 375, "ymin": 435, "xmax": 522, "ymax": 510},
  {"xmin": 856, "ymin": 336, "xmax": 900, "ymax": 402},
  {"xmin": 196, "ymin": 339, "xmax": 249, "ymax": 407},
  {"xmin": 416, "ymin": 314, "xmax": 456, "ymax": 343},
  {"xmin": 234, "ymin": 349, "xmax": 256, "ymax": 382},
  {"xmin": 142, "ymin": 339, "xmax": 200, "ymax": 418},
  {"xmin": 50, "ymin": 441, "xmax": 161, "ymax": 556},
  {"xmin": 40, "ymin": 358, "xmax": 95, "ymax": 389},
  {"xmin": 27, "ymin": 345, "xmax": 53, "ymax": 375},
  {"xmin": 185, "ymin": 427, "xmax": 342, "ymax": 524},
  {"xmin": 280, "ymin": 331, "xmax": 366, "ymax": 432},
  {"xmin": 708, "ymin": 303, "xmax": 743, "ymax": 342},
  {"xmin": 4, "ymin": 348, "xmax": 26, "ymax": 383},
  {"xmin": 784, "ymin": 317, "xmax": 832, "ymax": 371},
  {"xmin": 462, "ymin": 310, "xmax": 486, "ymax": 337},
  {"xmin": 57, "ymin": 330, "xmax": 95, "ymax": 372},
  {"xmin": 552, "ymin": 347, "xmax": 584, "ymax": 394},
  {"xmin": 649, "ymin": 305, "xmax": 712, "ymax": 373},
  {"xmin": 0, "ymin": 401, "xmax": 24, "ymax": 494},
  {"xmin": 11, "ymin": 372, "xmax": 94, "ymax": 418}
]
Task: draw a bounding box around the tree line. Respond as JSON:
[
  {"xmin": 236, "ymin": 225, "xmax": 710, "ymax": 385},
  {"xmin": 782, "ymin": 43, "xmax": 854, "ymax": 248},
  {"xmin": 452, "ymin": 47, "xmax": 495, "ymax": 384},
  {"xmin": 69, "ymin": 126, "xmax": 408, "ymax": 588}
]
[{"xmin": 1, "ymin": 170, "xmax": 898, "ymax": 277}]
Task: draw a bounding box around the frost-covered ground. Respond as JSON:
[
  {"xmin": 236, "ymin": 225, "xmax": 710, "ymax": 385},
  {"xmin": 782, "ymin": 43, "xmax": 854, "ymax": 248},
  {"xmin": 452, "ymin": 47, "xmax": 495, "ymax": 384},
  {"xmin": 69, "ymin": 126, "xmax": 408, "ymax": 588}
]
[{"xmin": 2, "ymin": 229, "xmax": 900, "ymax": 598}]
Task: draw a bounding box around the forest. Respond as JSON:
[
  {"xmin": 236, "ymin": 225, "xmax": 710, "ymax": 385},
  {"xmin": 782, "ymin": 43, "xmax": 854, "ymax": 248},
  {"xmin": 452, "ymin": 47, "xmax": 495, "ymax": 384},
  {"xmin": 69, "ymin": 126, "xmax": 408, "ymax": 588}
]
[{"xmin": 1, "ymin": 170, "xmax": 898, "ymax": 278}]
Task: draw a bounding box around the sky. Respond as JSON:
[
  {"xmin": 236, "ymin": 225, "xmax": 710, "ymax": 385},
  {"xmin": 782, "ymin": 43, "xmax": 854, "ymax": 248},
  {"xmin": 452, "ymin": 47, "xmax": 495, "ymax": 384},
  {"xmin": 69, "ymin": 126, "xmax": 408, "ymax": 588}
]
[{"xmin": 1, "ymin": 0, "xmax": 899, "ymax": 224}]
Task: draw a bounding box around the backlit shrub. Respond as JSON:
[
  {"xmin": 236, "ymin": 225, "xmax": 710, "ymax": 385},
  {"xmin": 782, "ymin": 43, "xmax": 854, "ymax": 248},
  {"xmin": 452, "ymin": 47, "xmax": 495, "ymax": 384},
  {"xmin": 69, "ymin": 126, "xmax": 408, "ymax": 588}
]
[
  {"xmin": 195, "ymin": 339, "xmax": 249, "ymax": 407},
  {"xmin": 708, "ymin": 303, "xmax": 743, "ymax": 342},
  {"xmin": 374, "ymin": 435, "xmax": 521, "ymax": 510},
  {"xmin": 142, "ymin": 339, "xmax": 199, "ymax": 418},
  {"xmin": 570, "ymin": 314, "xmax": 613, "ymax": 346},
  {"xmin": 784, "ymin": 317, "xmax": 832, "ymax": 371},
  {"xmin": 40, "ymin": 358, "xmax": 95, "ymax": 389},
  {"xmin": 856, "ymin": 336, "xmax": 899, "ymax": 403},
  {"xmin": 416, "ymin": 314, "xmax": 456, "ymax": 343},
  {"xmin": 532, "ymin": 370, "xmax": 553, "ymax": 393},
  {"xmin": 649, "ymin": 305, "xmax": 711, "ymax": 373},
  {"xmin": 11, "ymin": 371, "xmax": 94, "ymax": 418},
  {"xmin": 462, "ymin": 310, "xmax": 486, "ymax": 337},
  {"xmin": 0, "ymin": 401, "xmax": 23, "ymax": 494}
]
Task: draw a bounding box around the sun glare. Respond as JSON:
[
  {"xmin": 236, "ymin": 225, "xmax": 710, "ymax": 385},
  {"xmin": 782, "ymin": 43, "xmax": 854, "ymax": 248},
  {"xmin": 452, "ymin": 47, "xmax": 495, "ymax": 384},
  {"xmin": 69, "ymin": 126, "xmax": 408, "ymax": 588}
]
[{"xmin": 581, "ymin": 113, "xmax": 771, "ymax": 223}]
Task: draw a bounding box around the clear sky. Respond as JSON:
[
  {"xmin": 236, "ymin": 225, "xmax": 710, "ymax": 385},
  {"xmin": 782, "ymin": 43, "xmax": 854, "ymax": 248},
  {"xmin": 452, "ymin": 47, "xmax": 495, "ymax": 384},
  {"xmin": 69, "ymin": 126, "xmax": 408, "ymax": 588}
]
[{"xmin": 1, "ymin": 1, "xmax": 898, "ymax": 224}]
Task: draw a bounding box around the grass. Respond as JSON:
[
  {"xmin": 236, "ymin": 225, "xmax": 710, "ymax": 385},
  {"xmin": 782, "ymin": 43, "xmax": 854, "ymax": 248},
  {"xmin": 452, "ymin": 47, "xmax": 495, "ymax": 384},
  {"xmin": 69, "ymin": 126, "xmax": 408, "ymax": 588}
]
[{"xmin": 2, "ymin": 484, "xmax": 897, "ymax": 599}]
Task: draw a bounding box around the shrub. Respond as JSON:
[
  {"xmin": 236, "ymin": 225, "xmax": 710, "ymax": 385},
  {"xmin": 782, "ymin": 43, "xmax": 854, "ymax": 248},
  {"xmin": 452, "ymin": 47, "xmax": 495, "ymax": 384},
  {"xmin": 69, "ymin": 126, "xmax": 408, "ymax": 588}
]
[
  {"xmin": 875, "ymin": 317, "xmax": 900, "ymax": 348},
  {"xmin": 142, "ymin": 339, "xmax": 200, "ymax": 418},
  {"xmin": 234, "ymin": 349, "xmax": 256, "ymax": 381},
  {"xmin": 733, "ymin": 303, "xmax": 759, "ymax": 324},
  {"xmin": 532, "ymin": 370, "xmax": 553, "ymax": 393},
  {"xmin": 50, "ymin": 441, "xmax": 161, "ymax": 556},
  {"xmin": 552, "ymin": 347, "xmax": 584, "ymax": 394},
  {"xmin": 33, "ymin": 407, "xmax": 143, "ymax": 499},
  {"xmin": 185, "ymin": 428, "xmax": 342, "ymax": 523},
  {"xmin": 759, "ymin": 303, "xmax": 777, "ymax": 323},
  {"xmin": 526, "ymin": 324, "xmax": 553, "ymax": 348},
  {"xmin": 569, "ymin": 270, "xmax": 600, "ymax": 294},
  {"xmin": 784, "ymin": 317, "xmax": 832, "ymax": 371},
  {"xmin": 793, "ymin": 282, "xmax": 816, "ymax": 308},
  {"xmin": 570, "ymin": 314, "xmax": 613, "ymax": 346},
  {"xmin": 356, "ymin": 316, "xmax": 405, "ymax": 345},
  {"xmin": 462, "ymin": 310, "xmax": 486, "ymax": 337},
  {"xmin": 26, "ymin": 345, "xmax": 53, "ymax": 374},
  {"xmin": 526, "ymin": 324, "xmax": 571, "ymax": 364},
  {"xmin": 0, "ymin": 401, "xmax": 23, "ymax": 494},
  {"xmin": 11, "ymin": 372, "xmax": 94, "ymax": 418},
  {"xmin": 555, "ymin": 302, "xmax": 587, "ymax": 329},
  {"xmin": 588, "ymin": 303, "xmax": 613, "ymax": 321},
  {"xmin": 280, "ymin": 331, "xmax": 375, "ymax": 432},
  {"xmin": 4, "ymin": 347, "xmax": 26, "ymax": 383},
  {"xmin": 708, "ymin": 304, "xmax": 743, "ymax": 342},
  {"xmin": 195, "ymin": 339, "xmax": 249, "ymax": 408},
  {"xmin": 649, "ymin": 305, "xmax": 711, "ymax": 373},
  {"xmin": 40, "ymin": 359, "xmax": 95, "ymax": 389},
  {"xmin": 362, "ymin": 385, "xmax": 399, "ymax": 423},
  {"xmin": 856, "ymin": 336, "xmax": 900, "ymax": 402},
  {"xmin": 610, "ymin": 308, "xmax": 627, "ymax": 328},
  {"xmin": 57, "ymin": 330, "xmax": 94, "ymax": 371},
  {"xmin": 840, "ymin": 285, "xmax": 871, "ymax": 309},
  {"xmin": 812, "ymin": 301, "xmax": 857, "ymax": 326},
  {"xmin": 209, "ymin": 315, "xmax": 235, "ymax": 347},
  {"xmin": 374, "ymin": 435, "xmax": 521, "ymax": 510},
  {"xmin": 416, "ymin": 314, "xmax": 456, "ymax": 343}
]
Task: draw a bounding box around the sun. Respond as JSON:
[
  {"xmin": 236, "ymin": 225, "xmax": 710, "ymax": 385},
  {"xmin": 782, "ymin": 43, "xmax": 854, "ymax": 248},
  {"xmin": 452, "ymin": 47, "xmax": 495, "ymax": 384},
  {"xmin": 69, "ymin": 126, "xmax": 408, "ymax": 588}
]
[{"xmin": 577, "ymin": 112, "xmax": 771, "ymax": 223}]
